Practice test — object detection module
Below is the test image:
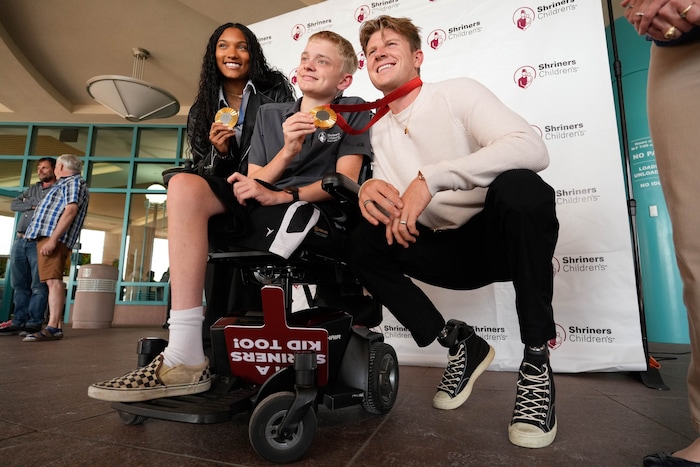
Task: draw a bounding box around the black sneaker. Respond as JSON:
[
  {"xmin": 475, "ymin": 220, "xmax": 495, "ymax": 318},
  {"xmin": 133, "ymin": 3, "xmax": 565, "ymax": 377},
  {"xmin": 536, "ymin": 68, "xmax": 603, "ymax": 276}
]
[
  {"xmin": 433, "ymin": 323, "xmax": 495, "ymax": 410},
  {"xmin": 0, "ymin": 325, "xmax": 22, "ymax": 336},
  {"xmin": 643, "ymin": 452, "xmax": 700, "ymax": 467},
  {"xmin": 508, "ymin": 345, "xmax": 557, "ymax": 448}
]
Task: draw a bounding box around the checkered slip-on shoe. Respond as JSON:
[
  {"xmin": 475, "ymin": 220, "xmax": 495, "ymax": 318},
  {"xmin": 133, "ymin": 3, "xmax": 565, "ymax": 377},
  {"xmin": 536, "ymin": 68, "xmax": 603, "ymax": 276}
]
[{"xmin": 87, "ymin": 354, "xmax": 212, "ymax": 402}]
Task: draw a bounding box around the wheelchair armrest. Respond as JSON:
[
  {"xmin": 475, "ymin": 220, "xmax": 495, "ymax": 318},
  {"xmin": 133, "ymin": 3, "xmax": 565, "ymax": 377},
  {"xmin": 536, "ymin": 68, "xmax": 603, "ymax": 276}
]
[
  {"xmin": 321, "ymin": 172, "xmax": 360, "ymax": 204},
  {"xmin": 323, "ymin": 172, "xmax": 390, "ymax": 217}
]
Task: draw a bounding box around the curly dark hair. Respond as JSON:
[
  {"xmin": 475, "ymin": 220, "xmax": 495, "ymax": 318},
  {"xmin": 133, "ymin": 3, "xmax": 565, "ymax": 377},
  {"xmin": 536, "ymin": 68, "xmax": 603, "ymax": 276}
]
[{"xmin": 189, "ymin": 23, "xmax": 294, "ymax": 154}]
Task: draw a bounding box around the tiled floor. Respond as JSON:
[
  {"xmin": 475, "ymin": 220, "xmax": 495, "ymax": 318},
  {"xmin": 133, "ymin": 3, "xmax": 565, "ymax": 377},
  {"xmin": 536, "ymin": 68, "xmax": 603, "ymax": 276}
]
[{"xmin": 0, "ymin": 325, "xmax": 695, "ymax": 466}]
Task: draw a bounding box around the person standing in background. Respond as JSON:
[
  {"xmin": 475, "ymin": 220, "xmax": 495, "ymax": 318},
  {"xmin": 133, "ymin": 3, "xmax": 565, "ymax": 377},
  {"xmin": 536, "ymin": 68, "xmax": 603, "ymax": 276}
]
[
  {"xmin": 22, "ymin": 154, "xmax": 89, "ymax": 342},
  {"xmin": 621, "ymin": 1, "xmax": 700, "ymax": 466},
  {"xmin": 0, "ymin": 157, "xmax": 57, "ymax": 337}
]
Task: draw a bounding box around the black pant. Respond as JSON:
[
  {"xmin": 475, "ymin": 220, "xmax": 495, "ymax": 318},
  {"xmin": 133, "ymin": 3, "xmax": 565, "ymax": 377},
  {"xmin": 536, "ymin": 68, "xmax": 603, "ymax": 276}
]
[{"xmin": 349, "ymin": 169, "xmax": 559, "ymax": 348}]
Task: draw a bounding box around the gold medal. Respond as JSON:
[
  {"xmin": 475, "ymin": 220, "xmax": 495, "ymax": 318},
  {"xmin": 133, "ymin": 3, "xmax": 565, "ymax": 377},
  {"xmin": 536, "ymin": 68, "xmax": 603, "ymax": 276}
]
[
  {"xmin": 310, "ymin": 106, "xmax": 337, "ymax": 129},
  {"xmin": 215, "ymin": 107, "xmax": 239, "ymax": 128}
]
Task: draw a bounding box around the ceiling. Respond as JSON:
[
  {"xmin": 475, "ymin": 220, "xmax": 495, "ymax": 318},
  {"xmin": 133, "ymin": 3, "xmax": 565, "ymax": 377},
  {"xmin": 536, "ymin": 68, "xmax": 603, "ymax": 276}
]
[
  {"xmin": 0, "ymin": 0, "xmax": 629, "ymax": 249},
  {"xmin": 0, "ymin": 1, "xmax": 626, "ymax": 126},
  {"xmin": 0, "ymin": 0, "xmax": 324, "ymax": 125}
]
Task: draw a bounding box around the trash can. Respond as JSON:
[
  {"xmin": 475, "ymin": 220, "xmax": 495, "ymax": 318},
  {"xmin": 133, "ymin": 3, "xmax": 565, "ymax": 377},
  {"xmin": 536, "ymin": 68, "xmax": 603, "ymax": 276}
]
[{"xmin": 72, "ymin": 264, "xmax": 118, "ymax": 329}]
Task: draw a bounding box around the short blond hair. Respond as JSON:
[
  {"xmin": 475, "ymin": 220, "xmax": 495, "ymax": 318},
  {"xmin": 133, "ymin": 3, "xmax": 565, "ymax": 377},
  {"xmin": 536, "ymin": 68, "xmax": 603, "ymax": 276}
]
[
  {"xmin": 359, "ymin": 16, "xmax": 422, "ymax": 54},
  {"xmin": 308, "ymin": 30, "xmax": 359, "ymax": 75}
]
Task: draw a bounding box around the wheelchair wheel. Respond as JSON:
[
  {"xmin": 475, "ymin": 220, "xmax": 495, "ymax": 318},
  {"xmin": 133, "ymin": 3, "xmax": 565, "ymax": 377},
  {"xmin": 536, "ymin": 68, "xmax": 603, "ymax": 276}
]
[
  {"xmin": 117, "ymin": 411, "xmax": 147, "ymax": 425},
  {"xmin": 248, "ymin": 391, "xmax": 317, "ymax": 464},
  {"xmin": 362, "ymin": 342, "xmax": 399, "ymax": 414}
]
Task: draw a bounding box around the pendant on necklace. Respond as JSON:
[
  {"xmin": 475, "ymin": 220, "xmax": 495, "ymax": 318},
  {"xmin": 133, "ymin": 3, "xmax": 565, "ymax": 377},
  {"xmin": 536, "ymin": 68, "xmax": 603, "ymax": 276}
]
[{"xmin": 404, "ymin": 128, "xmax": 409, "ymax": 135}]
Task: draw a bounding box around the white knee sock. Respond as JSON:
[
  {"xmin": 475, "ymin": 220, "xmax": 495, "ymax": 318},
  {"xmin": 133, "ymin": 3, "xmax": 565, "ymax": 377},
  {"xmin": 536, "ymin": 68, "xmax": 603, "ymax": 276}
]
[{"xmin": 162, "ymin": 307, "xmax": 206, "ymax": 367}]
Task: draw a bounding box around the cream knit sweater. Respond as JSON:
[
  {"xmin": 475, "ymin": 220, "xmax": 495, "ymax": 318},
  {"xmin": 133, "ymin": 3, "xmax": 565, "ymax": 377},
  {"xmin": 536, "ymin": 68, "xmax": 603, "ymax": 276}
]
[{"xmin": 370, "ymin": 78, "xmax": 549, "ymax": 230}]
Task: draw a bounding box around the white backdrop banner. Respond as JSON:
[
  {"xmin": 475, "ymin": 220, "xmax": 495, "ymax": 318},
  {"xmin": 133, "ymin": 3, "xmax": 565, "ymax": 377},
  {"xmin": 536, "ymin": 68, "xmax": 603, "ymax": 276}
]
[{"xmin": 254, "ymin": 0, "xmax": 646, "ymax": 373}]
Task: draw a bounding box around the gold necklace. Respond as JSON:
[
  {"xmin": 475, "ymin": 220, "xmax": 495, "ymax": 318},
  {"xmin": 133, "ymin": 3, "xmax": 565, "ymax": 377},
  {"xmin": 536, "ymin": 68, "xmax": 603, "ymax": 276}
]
[
  {"xmin": 391, "ymin": 102, "xmax": 414, "ymax": 135},
  {"xmin": 225, "ymin": 92, "xmax": 243, "ymax": 99}
]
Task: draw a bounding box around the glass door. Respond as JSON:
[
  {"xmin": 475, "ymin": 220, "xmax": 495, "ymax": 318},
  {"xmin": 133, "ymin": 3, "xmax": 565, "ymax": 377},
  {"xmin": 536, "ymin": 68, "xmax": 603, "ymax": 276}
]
[{"xmin": 0, "ymin": 189, "xmax": 17, "ymax": 321}]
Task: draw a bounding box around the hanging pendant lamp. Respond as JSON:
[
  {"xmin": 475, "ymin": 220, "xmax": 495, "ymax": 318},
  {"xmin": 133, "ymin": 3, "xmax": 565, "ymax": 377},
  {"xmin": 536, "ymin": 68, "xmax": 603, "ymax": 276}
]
[{"xmin": 86, "ymin": 48, "xmax": 180, "ymax": 122}]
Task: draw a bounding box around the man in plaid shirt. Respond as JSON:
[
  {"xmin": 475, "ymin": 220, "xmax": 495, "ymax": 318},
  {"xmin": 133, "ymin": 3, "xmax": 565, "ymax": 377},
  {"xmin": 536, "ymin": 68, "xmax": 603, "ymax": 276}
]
[{"xmin": 23, "ymin": 154, "xmax": 89, "ymax": 342}]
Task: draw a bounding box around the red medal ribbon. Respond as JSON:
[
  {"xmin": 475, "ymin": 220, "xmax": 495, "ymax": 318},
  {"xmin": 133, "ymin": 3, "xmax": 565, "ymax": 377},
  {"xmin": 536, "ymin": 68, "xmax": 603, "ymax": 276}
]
[{"xmin": 326, "ymin": 77, "xmax": 423, "ymax": 135}]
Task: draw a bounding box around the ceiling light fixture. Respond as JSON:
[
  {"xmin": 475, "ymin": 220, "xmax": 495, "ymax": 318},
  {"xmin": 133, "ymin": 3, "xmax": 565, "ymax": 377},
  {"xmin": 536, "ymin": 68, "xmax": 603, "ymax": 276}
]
[{"xmin": 86, "ymin": 48, "xmax": 180, "ymax": 122}]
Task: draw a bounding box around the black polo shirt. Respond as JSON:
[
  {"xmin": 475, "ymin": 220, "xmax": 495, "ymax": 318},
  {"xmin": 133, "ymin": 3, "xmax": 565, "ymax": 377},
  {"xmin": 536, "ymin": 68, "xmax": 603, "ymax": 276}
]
[{"xmin": 249, "ymin": 96, "xmax": 372, "ymax": 188}]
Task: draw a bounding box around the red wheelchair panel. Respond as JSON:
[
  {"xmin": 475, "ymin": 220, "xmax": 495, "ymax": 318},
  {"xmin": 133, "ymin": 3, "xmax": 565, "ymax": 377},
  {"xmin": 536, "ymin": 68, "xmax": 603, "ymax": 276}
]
[{"xmin": 223, "ymin": 286, "xmax": 329, "ymax": 385}]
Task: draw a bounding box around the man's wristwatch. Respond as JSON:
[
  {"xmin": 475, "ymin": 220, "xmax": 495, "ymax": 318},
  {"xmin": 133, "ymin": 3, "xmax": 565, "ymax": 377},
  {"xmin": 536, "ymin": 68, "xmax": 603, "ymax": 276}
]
[{"xmin": 283, "ymin": 185, "xmax": 299, "ymax": 202}]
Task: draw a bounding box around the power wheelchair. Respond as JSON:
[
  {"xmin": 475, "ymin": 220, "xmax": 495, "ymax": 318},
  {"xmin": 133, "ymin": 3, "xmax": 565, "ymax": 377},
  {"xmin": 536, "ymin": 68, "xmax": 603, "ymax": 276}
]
[{"xmin": 111, "ymin": 170, "xmax": 400, "ymax": 464}]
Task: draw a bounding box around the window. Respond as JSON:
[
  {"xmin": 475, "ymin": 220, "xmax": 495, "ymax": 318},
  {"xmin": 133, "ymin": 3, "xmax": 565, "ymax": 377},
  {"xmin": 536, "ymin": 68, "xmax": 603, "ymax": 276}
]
[
  {"xmin": 31, "ymin": 126, "xmax": 88, "ymax": 157},
  {"xmin": 0, "ymin": 122, "xmax": 184, "ymax": 322},
  {"xmin": 93, "ymin": 127, "xmax": 134, "ymax": 158}
]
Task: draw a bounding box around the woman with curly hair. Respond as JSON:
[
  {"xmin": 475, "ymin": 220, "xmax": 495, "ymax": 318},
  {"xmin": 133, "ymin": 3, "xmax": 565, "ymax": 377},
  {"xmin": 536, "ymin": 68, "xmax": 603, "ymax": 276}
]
[
  {"xmin": 87, "ymin": 24, "xmax": 295, "ymax": 402},
  {"xmin": 184, "ymin": 24, "xmax": 296, "ymax": 331},
  {"xmin": 188, "ymin": 22, "xmax": 295, "ymax": 177}
]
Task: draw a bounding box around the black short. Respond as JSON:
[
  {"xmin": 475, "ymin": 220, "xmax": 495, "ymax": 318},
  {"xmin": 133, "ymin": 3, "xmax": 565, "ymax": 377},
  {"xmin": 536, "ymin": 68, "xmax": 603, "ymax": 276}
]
[
  {"xmin": 201, "ymin": 174, "xmax": 339, "ymax": 259},
  {"xmin": 202, "ymin": 174, "xmax": 240, "ymax": 212}
]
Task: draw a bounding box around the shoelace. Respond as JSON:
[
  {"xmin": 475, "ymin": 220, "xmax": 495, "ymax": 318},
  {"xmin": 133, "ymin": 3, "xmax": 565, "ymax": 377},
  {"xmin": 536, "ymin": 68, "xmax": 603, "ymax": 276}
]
[
  {"xmin": 513, "ymin": 362, "xmax": 551, "ymax": 423},
  {"xmin": 436, "ymin": 344, "xmax": 466, "ymax": 396}
]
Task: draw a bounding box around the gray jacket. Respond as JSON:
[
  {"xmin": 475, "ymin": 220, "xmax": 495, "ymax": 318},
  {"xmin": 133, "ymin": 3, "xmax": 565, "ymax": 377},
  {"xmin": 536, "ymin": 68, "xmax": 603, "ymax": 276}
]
[{"xmin": 11, "ymin": 182, "xmax": 55, "ymax": 234}]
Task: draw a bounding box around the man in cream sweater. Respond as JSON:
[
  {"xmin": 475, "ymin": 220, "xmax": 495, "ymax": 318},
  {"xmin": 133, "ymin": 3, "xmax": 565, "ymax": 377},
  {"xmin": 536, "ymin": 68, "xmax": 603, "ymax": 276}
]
[{"xmin": 352, "ymin": 16, "xmax": 559, "ymax": 449}]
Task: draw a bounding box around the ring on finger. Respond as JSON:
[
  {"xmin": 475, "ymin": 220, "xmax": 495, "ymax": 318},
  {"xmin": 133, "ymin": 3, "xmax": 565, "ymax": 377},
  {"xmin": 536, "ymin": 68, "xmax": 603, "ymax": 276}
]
[
  {"xmin": 680, "ymin": 4, "xmax": 693, "ymax": 18},
  {"xmin": 399, "ymin": 220, "xmax": 407, "ymax": 225},
  {"xmin": 664, "ymin": 25, "xmax": 678, "ymax": 39},
  {"xmin": 363, "ymin": 199, "xmax": 375, "ymax": 207},
  {"xmin": 635, "ymin": 12, "xmax": 644, "ymax": 16}
]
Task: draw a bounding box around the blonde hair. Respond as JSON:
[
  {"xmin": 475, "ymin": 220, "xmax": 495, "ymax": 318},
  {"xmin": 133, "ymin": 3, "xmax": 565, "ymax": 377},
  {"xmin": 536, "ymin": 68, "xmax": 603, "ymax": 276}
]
[
  {"xmin": 308, "ymin": 30, "xmax": 359, "ymax": 75},
  {"xmin": 359, "ymin": 16, "xmax": 422, "ymax": 54}
]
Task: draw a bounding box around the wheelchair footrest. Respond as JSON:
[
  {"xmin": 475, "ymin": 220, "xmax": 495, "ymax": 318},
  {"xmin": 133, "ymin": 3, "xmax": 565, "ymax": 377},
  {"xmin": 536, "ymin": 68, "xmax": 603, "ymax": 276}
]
[
  {"xmin": 322, "ymin": 384, "xmax": 365, "ymax": 410},
  {"xmin": 111, "ymin": 384, "xmax": 257, "ymax": 424}
]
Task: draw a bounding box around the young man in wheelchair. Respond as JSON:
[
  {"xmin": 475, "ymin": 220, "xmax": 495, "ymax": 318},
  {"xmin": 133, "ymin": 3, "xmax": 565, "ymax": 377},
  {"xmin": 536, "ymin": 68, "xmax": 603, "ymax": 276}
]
[{"xmin": 88, "ymin": 31, "xmax": 372, "ymax": 402}]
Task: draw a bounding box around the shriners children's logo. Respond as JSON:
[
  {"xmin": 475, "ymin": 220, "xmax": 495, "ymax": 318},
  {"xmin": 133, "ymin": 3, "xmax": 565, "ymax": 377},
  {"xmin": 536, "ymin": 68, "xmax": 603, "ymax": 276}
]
[
  {"xmin": 291, "ymin": 24, "xmax": 306, "ymax": 41},
  {"xmin": 355, "ymin": 5, "xmax": 370, "ymax": 23},
  {"xmin": 531, "ymin": 124, "xmax": 543, "ymax": 139},
  {"xmin": 514, "ymin": 66, "xmax": 535, "ymax": 89},
  {"xmin": 552, "ymin": 257, "xmax": 560, "ymax": 276},
  {"xmin": 548, "ymin": 323, "xmax": 566, "ymax": 350},
  {"xmin": 514, "ymin": 7, "xmax": 535, "ymax": 30},
  {"xmin": 357, "ymin": 51, "xmax": 366, "ymax": 70},
  {"xmin": 428, "ymin": 29, "xmax": 447, "ymax": 50}
]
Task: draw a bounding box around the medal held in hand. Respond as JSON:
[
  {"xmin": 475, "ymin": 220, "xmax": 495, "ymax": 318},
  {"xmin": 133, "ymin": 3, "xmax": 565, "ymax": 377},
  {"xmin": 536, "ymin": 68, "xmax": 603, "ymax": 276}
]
[
  {"xmin": 310, "ymin": 106, "xmax": 337, "ymax": 129},
  {"xmin": 215, "ymin": 107, "xmax": 239, "ymax": 128}
]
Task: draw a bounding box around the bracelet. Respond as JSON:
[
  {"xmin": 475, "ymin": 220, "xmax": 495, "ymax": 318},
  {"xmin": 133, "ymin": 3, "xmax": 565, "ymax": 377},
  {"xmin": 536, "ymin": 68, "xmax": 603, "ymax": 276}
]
[{"xmin": 214, "ymin": 148, "xmax": 232, "ymax": 160}]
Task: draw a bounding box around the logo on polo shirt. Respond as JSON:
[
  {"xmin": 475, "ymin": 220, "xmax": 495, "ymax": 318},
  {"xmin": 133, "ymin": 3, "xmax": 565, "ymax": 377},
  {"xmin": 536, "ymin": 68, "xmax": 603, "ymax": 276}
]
[{"xmin": 317, "ymin": 131, "xmax": 341, "ymax": 144}]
